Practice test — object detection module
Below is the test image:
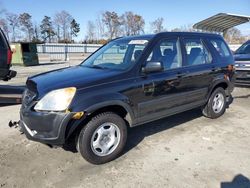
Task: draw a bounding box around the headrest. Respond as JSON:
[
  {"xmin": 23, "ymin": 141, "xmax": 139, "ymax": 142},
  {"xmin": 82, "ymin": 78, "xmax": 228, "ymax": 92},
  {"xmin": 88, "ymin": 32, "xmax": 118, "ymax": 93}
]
[
  {"xmin": 190, "ymin": 48, "xmax": 201, "ymax": 56},
  {"xmin": 163, "ymin": 49, "xmax": 173, "ymax": 56},
  {"xmin": 134, "ymin": 50, "xmax": 143, "ymax": 60}
]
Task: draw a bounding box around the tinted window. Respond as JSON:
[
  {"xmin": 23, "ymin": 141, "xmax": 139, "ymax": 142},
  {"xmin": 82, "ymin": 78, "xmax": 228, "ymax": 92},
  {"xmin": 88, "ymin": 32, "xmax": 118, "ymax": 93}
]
[
  {"xmin": 147, "ymin": 38, "xmax": 182, "ymax": 70},
  {"xmin": 210, "ymin": 39, "xmax": 231, "ymax": 57},
  {"xmin": 183, "ymin": 39, "xmax": 212, "ymax": 66}
]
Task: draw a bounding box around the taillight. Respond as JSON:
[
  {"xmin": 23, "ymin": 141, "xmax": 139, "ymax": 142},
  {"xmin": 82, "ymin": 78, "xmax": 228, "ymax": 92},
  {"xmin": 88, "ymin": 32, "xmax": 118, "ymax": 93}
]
[
  {"xmin": 7, "ymin": 49, "xmax": 12, "ymax": 65},
  {"xmin": 224, "ymin": 64, "xmax": 235, "ymax": 81}
]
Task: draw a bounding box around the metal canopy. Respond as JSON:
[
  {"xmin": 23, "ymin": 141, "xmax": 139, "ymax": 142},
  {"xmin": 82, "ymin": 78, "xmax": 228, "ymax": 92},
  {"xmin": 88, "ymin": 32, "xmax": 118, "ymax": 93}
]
[{"xmin": 193, "ymin": 13, "xmax": 250, "ymax": 33}]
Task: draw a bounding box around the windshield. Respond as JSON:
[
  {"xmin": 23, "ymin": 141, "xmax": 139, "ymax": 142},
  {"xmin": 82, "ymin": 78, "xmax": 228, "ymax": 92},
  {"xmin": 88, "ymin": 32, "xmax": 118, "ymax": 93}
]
[
  {"xmin": 81, "ymin": 38, "xmax": 150, "ymax": 70},
  {"xmin": 235, "ymin": 42, "xmax": 250, "ymax": 54}
]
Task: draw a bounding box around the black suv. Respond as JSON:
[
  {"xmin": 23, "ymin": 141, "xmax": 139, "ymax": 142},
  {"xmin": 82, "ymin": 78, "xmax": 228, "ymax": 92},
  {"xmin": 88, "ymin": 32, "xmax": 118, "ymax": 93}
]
[
  {"xmin": 0, "ymin": 28, "xmax": 16, "ymax": 81},
  {"xmin": 19, "ymin": 32, "xmax": 235, "ymax": 164}
]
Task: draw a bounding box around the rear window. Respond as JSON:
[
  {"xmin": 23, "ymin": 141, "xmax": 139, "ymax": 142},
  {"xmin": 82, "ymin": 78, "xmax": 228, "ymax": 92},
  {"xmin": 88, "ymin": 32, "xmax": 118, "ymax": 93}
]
[{"xmin": 209, "ymin": 38, "xmax": 231, "ymax": 58}]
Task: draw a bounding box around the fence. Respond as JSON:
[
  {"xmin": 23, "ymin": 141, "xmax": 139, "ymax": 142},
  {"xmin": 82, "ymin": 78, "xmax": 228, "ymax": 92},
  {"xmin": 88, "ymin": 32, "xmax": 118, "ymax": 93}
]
[
  {"xmin": 36, "ymin": 43, "xmax": 241, "ymax": 62},
  {"xmin": 36, "ymin": 43, "xmax": 103, "ymax": 61}
]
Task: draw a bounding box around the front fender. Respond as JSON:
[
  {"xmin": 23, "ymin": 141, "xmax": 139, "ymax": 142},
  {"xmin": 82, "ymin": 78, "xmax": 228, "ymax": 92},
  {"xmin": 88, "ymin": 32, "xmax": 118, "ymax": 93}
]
[
  {"xmin": 70, "ymin": 92, "xmax": 135, "ymax": 124},
  {"xmin": 64, "ymin": 93, "xmax": 135, "ymax": 140}
]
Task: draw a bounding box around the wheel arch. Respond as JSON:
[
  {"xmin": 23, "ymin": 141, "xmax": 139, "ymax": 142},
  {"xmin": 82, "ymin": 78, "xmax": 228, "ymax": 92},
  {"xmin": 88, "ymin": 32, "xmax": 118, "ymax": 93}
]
[
  {"xmin": 64, "ymin": 100, "xmax": 135, "ymax": 141},
  {"xmin": 207, "ymin": 80, "xmax": 229, "ymax": 101}
]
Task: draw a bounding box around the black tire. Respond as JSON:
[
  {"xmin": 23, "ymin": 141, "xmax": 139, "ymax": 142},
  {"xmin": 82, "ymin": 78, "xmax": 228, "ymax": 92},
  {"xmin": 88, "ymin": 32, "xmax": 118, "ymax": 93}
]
[
  {"xmin": 202, "ymin": 87, "xmax": 227, "ymax": 119},
  {"xmin": 78, "ymin": 112, "xmax": 127, "ymax": 164}
]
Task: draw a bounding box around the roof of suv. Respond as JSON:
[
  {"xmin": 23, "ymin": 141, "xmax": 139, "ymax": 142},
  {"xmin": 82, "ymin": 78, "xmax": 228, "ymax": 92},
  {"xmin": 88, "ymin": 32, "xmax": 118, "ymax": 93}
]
[{"xmin": 118, "ymin": 31, "xmax": 223, "ymax": 41}]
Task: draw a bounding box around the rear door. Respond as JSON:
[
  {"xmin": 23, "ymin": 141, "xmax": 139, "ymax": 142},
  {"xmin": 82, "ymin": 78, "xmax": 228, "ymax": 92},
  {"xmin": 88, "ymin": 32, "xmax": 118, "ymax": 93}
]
[
  {"xmin": 0, "ymin": 28, "xmax": 11, "ymax": 80},
  {"xmin": 180, "ymin": 36, "xmax": 214, "ymax": 104}
]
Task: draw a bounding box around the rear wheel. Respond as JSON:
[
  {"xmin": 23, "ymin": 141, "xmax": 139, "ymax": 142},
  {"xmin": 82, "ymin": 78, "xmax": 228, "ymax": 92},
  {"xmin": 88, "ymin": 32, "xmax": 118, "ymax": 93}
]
[
  {"xmin": 202, "ymin": 87, "xmax": 226, "ymax": 119},
  {"xmin": 78, "ymin": 112, "xmax": 127, "ymax": 164}
]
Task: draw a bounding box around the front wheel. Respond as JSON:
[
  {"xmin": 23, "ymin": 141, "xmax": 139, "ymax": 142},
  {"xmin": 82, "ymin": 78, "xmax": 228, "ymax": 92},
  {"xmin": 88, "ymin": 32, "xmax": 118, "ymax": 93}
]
[
  {"xmin": 202, "ymin": 87, "xmax": 227, "ymax": 119},
  {"xmin": 78, "ymin": 112, "xmax": 127, "ymax": 164}
]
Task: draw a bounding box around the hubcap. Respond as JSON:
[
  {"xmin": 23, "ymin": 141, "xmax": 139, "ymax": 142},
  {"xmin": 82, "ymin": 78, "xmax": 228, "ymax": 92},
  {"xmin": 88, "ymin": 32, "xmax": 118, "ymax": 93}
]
[
  {"xmin": 212, "ymin": 92, "xmax": 224, "ymax": 113},
  {"xmin": 91, "ymin": 123, "xmax": 121, "ymax": 157}
]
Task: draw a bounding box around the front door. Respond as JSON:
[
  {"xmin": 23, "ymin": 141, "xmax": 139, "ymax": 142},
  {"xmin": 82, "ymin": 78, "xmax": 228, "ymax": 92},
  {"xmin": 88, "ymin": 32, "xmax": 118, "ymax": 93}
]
[{"xmin": 136, "ymin": 37, "xmax": 188, "ymax": 123}]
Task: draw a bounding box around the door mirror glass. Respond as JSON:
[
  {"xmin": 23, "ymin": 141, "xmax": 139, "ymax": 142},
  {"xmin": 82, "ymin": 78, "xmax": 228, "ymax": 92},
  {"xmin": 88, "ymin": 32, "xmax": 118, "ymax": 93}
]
[{"xmin": 142, "ymin": 61, "xmax": 163, "ymax": 73}]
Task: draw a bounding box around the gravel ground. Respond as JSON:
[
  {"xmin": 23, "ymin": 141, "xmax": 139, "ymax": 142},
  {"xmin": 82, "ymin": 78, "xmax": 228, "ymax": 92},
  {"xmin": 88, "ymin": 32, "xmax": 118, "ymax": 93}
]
[{"xmin": 0, "ymin": 63, "xmax": 250, "ymax": 188}]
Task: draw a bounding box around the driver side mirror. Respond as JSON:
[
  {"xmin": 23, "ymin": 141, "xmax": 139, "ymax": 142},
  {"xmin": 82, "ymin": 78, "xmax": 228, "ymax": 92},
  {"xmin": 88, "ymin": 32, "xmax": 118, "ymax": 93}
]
[{"xmin": 142, "ymin": 61, "xmax": 164, "ymax": 73}]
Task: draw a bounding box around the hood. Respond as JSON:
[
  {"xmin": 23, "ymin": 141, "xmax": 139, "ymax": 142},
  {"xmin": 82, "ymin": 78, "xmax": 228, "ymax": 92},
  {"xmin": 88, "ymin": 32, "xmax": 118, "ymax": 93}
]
[
  {"xmin": 27, "ymin": 65, "xmax": 122, "ymax": 98},
  {"xmin": 234, "ymin": 54, "xmax": 250, "ymax": 61}
]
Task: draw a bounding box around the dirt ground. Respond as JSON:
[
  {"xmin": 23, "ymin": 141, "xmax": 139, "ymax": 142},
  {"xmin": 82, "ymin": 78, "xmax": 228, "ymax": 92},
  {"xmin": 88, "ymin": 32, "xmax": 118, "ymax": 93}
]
[{"xmin": 0, "ymin": 63, "xmax": 250, "ymax": 188}]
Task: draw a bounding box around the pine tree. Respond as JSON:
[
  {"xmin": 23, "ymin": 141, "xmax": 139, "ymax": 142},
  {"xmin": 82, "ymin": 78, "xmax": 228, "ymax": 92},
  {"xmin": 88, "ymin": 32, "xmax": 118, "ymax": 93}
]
[
  {"xmin": 40, "ymin": 16, "xmax": 55, "ymax": 43},
  {"xmin": 70, "ymin": 19, "xmax": 80, "ymax": 42}
]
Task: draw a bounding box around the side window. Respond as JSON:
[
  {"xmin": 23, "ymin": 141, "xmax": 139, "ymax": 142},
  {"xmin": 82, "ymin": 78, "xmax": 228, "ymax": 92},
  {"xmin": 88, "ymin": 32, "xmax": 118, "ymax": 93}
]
[
  {"xmin": 210, "ymin": 39, "xmax": 231, "ymax": 57},
  {"xmin": 183, "ymin": 38, "xmax": 212, "ymax": 66},
  {"xmin": 147, "ymin": 38, "xmax": 182, "ymax": 70},
  {"xmin": 131, "ymin": 45, "xmax": 145, "ymax": 62}
]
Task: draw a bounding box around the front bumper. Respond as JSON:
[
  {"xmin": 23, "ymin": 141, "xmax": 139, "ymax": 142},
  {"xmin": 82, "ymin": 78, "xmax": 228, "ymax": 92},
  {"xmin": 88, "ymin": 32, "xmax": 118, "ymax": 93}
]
[
  {"xmin": 235, "ymin": 70, "xmax": 250, "ymax": 86},
  {"xmin": 20, "ymin": 109, "xmax": 74, "ymax": 146}
]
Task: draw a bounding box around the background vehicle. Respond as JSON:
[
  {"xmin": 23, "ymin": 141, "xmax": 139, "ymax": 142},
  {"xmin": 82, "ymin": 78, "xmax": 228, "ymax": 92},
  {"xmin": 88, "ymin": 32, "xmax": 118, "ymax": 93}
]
[
  {"xmin": 234, "ymin": 40, "xmax": 250, "ymax": 86},
  {"xmin": 19, "ymin": 32, "xmax": 235, "ymax": 164},
  {"xmin": 0, "ymin": 28, "xmax": 16, "ymax": 81}
]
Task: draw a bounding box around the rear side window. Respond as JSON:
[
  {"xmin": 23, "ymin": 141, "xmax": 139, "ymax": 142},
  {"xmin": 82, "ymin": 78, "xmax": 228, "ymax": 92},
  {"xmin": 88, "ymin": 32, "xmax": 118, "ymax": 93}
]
[
  {"xmin": 183, "ymin": 38, "xmax": 212, "ymax": 66},
  {"xmin": 210, "ymin": 39, "xmax": 231, "ymax": 58}
]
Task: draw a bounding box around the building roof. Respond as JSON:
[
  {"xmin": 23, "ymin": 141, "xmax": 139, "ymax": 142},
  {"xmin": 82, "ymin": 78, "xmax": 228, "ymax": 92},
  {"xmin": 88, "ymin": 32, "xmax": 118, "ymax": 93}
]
[{"xmin": 193, "ymin": 13, "xmax": 250, "ymax": 33}]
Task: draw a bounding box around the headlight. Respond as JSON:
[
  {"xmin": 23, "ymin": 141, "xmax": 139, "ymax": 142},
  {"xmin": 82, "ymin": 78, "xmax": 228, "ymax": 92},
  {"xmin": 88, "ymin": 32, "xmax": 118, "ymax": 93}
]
[{"xmin": 34, "ymin": 87, "xmax": 76, "ymax": 111}]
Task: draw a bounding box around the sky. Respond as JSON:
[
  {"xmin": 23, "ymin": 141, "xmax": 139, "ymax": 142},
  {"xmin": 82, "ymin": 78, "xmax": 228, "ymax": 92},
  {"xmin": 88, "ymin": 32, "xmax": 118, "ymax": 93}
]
[{"xmin": 0, "ymin": 0, "xmax": 250, "ymax": 40}]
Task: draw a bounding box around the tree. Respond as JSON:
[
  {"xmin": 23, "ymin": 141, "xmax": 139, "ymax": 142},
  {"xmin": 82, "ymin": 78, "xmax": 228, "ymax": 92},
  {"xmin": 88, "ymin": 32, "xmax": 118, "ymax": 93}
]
[
  {"xmin": 224, "ymin": 28, "xmax": 246, "ymax": 44},
  {"xmin": 121, "ymin": 12, "xmax": 145, "ymax": 36},
  {"xmin": 86, "ymin": 20, "xmax": 96, "ymax": 42},
  {"xmin": 131, "ymin": 14, "xmax": 145, "ymax": 35},
  {"xmin": 170, "ymin": 24, "xmax": 195, "ymax": 32},
  {"xmin": 19, "ymin": 13, "xmax": 34, "ymax": 41},
  {"xmin": 33, "ymin": 23, "xmax": 41, "ymax": 42},
  {"xmin": 95, "ymin": 13, "xmax": 105, "ymax": 40},
  {"xmin": 121, "ymin": 11, "xmax": 134, "ymax": 36},
  {"xmin": 70, "ymin": 19, "xmax": 80, "ymax": 41},
  {"xmin": 40, "ymin": 16, "xmax": 55, "ymax": 42},
  {"xmin": 53, "ymin": 11, "xmax": 73, "ymax": 42},
  {"xmin": 102, "ymin": 11, "xmax": 122, "ymax": 39},
  {"xmin": 6, "ymin": 13, "xmax": 19, "ymax": 42},
  {"xmin": 151, "ymin": 17, "xmax": 165, "ymax": 33},
  {"xmin": 0, "ymin": 18, "xmax": 9, "ymax": 40}
]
